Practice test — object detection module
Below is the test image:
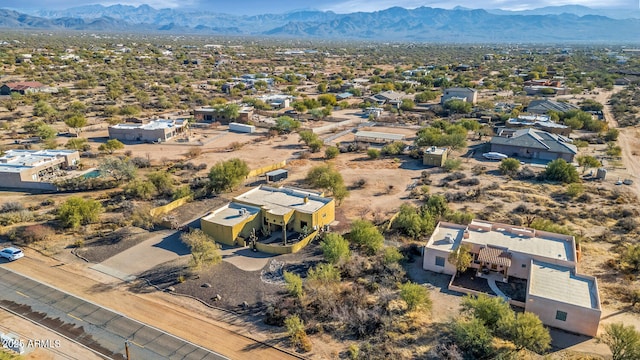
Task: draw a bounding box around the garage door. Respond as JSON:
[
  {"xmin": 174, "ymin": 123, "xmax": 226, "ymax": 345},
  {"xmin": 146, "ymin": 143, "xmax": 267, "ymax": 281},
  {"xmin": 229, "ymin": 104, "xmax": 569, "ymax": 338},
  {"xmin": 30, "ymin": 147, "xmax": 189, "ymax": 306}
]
[{"xmin": 538, "ymin": 152, "xmax": 557, "ymax": 160}]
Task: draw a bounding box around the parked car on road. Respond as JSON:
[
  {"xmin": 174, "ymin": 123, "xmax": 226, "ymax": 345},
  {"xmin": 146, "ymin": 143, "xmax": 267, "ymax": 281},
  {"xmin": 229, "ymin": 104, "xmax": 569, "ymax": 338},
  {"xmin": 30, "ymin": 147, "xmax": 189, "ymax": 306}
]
[{"xmin": 0, "ymin": 247, "xmax": 24, "ymax": 261}]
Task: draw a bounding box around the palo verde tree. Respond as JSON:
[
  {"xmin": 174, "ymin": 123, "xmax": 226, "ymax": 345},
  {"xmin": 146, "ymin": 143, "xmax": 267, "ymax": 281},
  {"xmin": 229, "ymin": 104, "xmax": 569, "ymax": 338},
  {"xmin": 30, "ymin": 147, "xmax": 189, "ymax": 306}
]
[
  {"xmin": 348, "ymin": 220, "xmax": 384, "ymax": 255},
  {"xmin": 57, "ymin": 197, "xmax": 103, "ymax": 229},
  {"xmin": 448, "ymin": 243, "xmax": 473, "ymax": 274},
  {"xmin": 305, "ymin": 165, "xmax": 349, "ymax": 203},
  {"xmin": 599, "ymin": 322, "xmax": 640, "ymax": 360},
  {"xmin": 180, "ymin": 229, "xmax": 221, "ymax": 270},
  {"xmin": 320, "ymin": 233, "xmax": 350, "ymax": 264},
  {"xmin": 208, "ymin": 158, "xmax": 249, "ymax": 193}
]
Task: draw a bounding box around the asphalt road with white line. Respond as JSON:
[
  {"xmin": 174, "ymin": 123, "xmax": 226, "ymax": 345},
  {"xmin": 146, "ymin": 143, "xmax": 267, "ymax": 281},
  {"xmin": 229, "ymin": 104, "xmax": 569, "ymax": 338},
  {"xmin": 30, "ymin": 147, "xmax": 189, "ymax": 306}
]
[{"xmin": 0, "ymin": 266, "xmax": 228, "ymax": 360}]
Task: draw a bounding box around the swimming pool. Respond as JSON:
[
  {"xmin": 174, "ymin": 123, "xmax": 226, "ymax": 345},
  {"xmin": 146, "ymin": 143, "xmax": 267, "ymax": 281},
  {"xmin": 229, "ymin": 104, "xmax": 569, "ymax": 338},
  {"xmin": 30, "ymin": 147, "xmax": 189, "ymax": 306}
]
[{"xmin": 83, "ymin": 170, "xmax": 101, "ymax": 179}]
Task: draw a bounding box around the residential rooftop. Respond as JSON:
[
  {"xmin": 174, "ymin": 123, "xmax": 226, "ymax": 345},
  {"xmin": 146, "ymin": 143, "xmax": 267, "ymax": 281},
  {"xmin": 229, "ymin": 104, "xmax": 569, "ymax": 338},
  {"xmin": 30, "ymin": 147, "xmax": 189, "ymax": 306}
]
[
  {"xmin": 424, "ymin": 146, "xmax": 447, "ymax": 156},
  {"xmin": 529, "ymin": 260, "xmax": 600, "ymax": 309},
  {"xmin": 201, "ymin": 202, "xmax": 261, "ymax": 227},
  {"xmin": 234, "ymin": 186, "xmax": 332, "ymax": 216},
  {"xmin": 0, "ymin": 150, "xmax": 77, "ymax": 173},
  {"xmin": 110, "ymin": 119, "xmax": 186, "ymax": 130},
  {"xmin": 427, "ymin": 220, "xmax": 575, "ymax": 262},
  {"xmin": 354, "ymin": 131, "xmax": 406, "ymax": 141}
]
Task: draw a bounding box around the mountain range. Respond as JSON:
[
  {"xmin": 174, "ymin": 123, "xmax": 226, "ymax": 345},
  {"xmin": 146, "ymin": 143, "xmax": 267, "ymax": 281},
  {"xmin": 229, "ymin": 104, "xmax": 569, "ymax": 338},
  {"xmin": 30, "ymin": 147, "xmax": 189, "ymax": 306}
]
[{"xmin": 2, "ymin": 4, "xmax": 640, "ymax": 43}]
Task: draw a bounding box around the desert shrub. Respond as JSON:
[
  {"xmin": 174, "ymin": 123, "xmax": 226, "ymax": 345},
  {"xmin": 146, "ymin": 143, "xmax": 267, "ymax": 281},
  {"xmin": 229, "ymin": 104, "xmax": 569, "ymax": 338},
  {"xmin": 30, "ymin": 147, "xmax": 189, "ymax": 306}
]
[
  {"xmin": 130, "ymin": 156, "xmax": 151, "ymax": 168},
  {"xmin": 1, "ymin": 202, "xmax": 24, "ymax": 213},
  {"xmin": 348, "ymin": 220, "xmax": 384, "ymax": 255},
  {"xmin": 457, "ymin": 178, "xmax": 480, "ymax": 186},
  {"xmin": 451, "ymin": 317, "xmax": 495, "ymax": 359},
  {"xmin": 566, "ymin": 183, "xmax": 585, "ymax": 198},
  {"xmin": 499, "ymin": 158, "xmax": 521, "ymax": 175},
  {"xmin": 383, "ymin": 247, "xmax": 404, "ymax": 265},
  {"xmin": 393, "ymin": 204, "xmax": 435, "ymax": 238},
  {"xmin": 128, "ymin": 206, "xmax": 156, "ymax": 230},
  {"xmin": 367, "ymin": 148, "xmax": 380, "ymax": 159},
  {"xmin": 442, "ymin": 172, "xmax": 466, "ymax": 183},
  {"xmin": 320, "ymin": 233, "xmax": 350, "ymax": 264},
  {"xmin": 543, "ymin": 159, "xmax": 580, "ymax": 184},
  {"xmin": 381, "ymin": 141, "xmax": 406, "ymax": 155},
  {"xmin": 57, "ymin": 197, "xmax": 103, "ymax": 229},
  {"xmin": 443, "ymin": 159, "xmax": 462, "ymax": 172},
  {"xmin": 307, "ymin": 263, "xmax": 341, "ymax": 284},
  {"xmin": 125, "ymin": 180, "xmax": 157, "ymax": 200},
  {"xmin": 16, "ymin": 224, "xmax": 55, "ymax": 244},
  {"xmin": 284, "ymin": 315, "xmax": 311, "ymax": 352},
  {"xmin": 616, "ymin": 218, "xmax": 638, "ymax": 233},
  {"xmin": 517, "ymin": 166, "xmax": 537, "ymax": 180},
  {"xmin": 399, "ymin": 282, "xmax": 432, "ymax": 312},
  {"xmin": 325, "ymin": 146, "xmax": 339, "ymax": 159},
  {"xmin": 283, "ymin": 271, "xmax": 304, "ymax": 298}
]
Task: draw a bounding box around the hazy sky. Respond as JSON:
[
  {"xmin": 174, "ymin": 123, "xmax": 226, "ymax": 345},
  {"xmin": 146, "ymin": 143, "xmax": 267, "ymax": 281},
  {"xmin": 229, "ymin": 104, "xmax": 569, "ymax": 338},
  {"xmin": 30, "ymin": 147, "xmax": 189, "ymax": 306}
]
[{"xmin": 12, "ymin": 0, "xmax": 637, "ymax": 15}]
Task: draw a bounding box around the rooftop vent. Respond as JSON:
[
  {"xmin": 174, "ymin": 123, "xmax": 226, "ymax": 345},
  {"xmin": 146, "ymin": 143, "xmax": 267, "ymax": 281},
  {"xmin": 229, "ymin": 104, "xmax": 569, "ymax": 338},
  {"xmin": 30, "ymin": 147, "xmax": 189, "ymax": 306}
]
[{"xmin": 445, "ymin": 233, "xmax": 455, "ymax": 244}]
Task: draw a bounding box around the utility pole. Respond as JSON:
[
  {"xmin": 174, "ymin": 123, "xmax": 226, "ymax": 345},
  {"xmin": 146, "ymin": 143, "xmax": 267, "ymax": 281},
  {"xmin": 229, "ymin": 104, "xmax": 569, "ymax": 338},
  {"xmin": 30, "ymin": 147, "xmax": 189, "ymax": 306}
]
[{"xmin": 125, "ymin": 340, "xmax": 130, "ymax": 360}]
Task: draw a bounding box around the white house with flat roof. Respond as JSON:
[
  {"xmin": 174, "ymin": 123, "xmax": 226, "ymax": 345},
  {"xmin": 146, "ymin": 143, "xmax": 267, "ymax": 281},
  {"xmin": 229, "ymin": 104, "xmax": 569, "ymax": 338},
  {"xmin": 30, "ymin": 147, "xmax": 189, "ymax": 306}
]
[
  {"xmin": 0, "ymin": 149, "xmax": 80, "ymax": 190},
  {"xmin": 423, "ymin": 220, "xmax": 601, "ymax": 336},
  {"xmin": 108, "ymin": 119, "xmax": 187, "ymax": 142}
]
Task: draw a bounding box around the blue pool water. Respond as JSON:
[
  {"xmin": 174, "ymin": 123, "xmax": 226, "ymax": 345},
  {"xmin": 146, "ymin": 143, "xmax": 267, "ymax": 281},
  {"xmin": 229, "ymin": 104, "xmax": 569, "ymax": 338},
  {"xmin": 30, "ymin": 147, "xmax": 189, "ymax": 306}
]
[{"xmin": 83, "ymin": 170, "xmax": 101, "ymax": 179}]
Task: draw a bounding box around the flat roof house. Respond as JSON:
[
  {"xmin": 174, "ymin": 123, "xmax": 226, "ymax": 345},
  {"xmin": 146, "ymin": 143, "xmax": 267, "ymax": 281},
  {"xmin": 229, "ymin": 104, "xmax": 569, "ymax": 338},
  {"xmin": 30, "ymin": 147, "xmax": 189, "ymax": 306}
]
[
  {"xmin": 423, "ymin": 220, "xmax": 601, "ymax": 336},
  {"xmin": 490, "ymin": 128, "xmax": 577, "ymax": 162},
  {"xmin": 0, "ymin": 149, "xmax": 80, "ymax": 190},
  {"xmin": 201, "ymin": 186, "xmax": 335, "ymax": 254},
  {"xmin": 354, "ymin": 131, "xmax": 406, "ymax": 144},
  {"xmin": 506, "ymin": 114, "xmax": 571, "ymax": 136},
  {"xmin": 194, "ymin": 106, "xmax": 253, "ymax": 124},
  {"xmin": 108, "ymin": 119, "xmax": 187, "ymax": 143},
  {"xmin": 441, "ymin": 87, "xmax": 478, "ymax": 105}
]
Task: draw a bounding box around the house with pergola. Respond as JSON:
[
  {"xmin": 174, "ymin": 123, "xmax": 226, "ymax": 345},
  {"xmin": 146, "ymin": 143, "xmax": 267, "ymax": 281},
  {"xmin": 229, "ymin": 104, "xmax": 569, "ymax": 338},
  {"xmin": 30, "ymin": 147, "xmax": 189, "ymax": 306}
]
[{"xmin": 423, "ymin": 220, "xmax": 601, "ymax": 337}]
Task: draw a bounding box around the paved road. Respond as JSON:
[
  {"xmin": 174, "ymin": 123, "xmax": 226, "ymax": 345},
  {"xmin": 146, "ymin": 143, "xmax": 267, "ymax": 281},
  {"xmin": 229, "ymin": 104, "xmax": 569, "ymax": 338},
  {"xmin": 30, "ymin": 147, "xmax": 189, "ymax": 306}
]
[{"xmin": 0, "ymin": 267, "xmax": 228, "ymax": 360}]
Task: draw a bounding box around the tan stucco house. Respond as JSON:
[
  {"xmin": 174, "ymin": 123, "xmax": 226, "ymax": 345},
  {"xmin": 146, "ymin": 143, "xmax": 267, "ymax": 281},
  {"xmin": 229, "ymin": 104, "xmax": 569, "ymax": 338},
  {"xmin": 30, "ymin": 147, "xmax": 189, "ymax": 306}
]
[{"xmin": 423, "ymin": 220, "xmax": 601, "ymax": 337}]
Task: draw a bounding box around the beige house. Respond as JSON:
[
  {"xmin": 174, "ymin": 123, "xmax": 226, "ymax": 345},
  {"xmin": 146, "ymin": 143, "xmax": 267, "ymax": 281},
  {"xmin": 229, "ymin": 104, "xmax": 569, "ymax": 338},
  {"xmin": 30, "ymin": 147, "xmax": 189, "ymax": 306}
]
[
  {"xmin": 201, "ymin": 186, "xmax": 335, "ymax": 254},
  {"xmin": 108, "ymin": 119, "xmax": 187, "ymax": 142},
  {"xmin": 423, "ymin": 220, "xmax": 601, "ymax": 337},
  {"xmin": 0, "ymin": 150, "xmax": 80, "ymax": 190},
  {"xmin": 441, "ymin": 87, "xmax": 478, "ymax": 105}
]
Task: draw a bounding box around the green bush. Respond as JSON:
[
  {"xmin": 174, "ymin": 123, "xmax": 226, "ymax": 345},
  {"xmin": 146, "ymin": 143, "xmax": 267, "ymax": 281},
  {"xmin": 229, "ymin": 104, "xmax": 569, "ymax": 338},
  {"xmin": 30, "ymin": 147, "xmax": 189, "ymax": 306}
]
[
  {"xmin": 367, "ymin": 148, "xmax": 381, "ymax": 159},
  {"xmin": 443, "ymin": 159, "xmax": 462, "ymax": 172},
  {"xmin": 399, "ymin": 282, "xmax": 432, "ymax": 312}
]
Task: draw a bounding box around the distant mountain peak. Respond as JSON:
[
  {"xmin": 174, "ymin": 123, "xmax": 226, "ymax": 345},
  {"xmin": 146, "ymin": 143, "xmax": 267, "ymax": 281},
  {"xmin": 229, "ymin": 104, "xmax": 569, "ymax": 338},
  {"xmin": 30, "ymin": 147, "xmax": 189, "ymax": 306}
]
[{"xmin": 3, "ymin": 5, "xmax": 640, "ymax": 42}]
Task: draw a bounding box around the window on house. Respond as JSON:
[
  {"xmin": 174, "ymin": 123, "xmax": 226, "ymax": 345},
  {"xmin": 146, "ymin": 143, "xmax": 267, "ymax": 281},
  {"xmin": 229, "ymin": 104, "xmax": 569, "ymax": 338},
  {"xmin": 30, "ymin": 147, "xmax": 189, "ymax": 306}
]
[
  {"xmin": 435, "ymin": 256, "xmax": 445, "ymax": 267},
  {"xmin": 555, "ymin": 310, "xmax": 567, "ymax": 321},
  {"xmin": 300, "ymin": 221, "xmax": 308, "ymax": 229},
  {"xmin": 521, "ymin": 264, "xmax": 526, "ymax": 268},
  {"xmin": 473, "ymin": 253, "xmax": 480, "ymax": 264}
]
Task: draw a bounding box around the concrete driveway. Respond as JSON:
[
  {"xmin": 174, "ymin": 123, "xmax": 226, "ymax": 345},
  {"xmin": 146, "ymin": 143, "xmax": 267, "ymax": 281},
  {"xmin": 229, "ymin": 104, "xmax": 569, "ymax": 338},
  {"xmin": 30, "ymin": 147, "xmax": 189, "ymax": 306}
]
[{"xmin": 91, "ymin": 230, "xmax": 191, "ymax": 281}]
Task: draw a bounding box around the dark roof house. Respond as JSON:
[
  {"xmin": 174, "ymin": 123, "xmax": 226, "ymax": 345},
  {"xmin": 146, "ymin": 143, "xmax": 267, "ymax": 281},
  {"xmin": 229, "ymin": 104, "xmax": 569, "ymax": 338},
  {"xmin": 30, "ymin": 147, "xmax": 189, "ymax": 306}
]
[
  {"xmin": 526, "ymin": 99, "xmax": 579, "ymax": 114},
  {"xmin": 490, "ymin": 128, "xmax": 577, "ymax": 162}
]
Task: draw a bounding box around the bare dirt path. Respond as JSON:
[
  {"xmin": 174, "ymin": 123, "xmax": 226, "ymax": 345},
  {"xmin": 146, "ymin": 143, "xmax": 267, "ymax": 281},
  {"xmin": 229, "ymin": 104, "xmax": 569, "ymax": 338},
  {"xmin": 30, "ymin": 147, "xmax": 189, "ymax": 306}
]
[
  {"xmin": 597, "ymin": 87, "xmax": 640, "ymax": 197},
  {"xmin": 3, "ymin": 251, "xmax": 301, "ymax": 360}
]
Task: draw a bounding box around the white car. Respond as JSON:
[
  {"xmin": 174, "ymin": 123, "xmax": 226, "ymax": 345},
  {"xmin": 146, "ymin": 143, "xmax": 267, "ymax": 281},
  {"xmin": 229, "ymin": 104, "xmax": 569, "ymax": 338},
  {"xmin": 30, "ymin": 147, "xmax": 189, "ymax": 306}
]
[
  {"xmin": 482, "ymin": 152, "xmax": 508, "ymax": 160},
  {"xmin": 0, "ymin": 247, "xmax": 24, "ymax": 261}
]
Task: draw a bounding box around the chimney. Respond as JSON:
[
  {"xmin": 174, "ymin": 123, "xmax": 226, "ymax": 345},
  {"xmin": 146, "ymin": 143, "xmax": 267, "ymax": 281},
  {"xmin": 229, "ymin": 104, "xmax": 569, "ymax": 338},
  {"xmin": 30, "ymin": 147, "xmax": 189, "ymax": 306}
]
[
  {"xmin": 463, "ymin": 230, "xmax": 469, "ymax": 239},
  {"xmin": 303, "ymin": 196, "xmax": 309, "ymax": 204}
]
